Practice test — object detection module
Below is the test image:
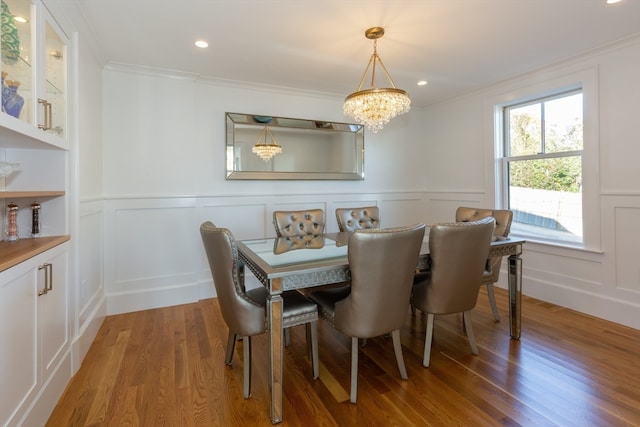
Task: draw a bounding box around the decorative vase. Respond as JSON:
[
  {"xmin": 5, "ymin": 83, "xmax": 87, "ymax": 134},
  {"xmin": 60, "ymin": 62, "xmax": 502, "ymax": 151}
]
[
  {"xmin": 1, "ymin": 71, "xmax": 8, "ymax": 113},
  {"xmin": 3, "ymin": 79, "xmax": 24, "ymax": 119}
]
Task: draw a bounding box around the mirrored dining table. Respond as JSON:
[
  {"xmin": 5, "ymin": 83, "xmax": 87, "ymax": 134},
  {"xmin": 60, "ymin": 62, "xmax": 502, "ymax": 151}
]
[{"xmin": 237, "ymin": 231, "xmax": 525, "ymax": 424}]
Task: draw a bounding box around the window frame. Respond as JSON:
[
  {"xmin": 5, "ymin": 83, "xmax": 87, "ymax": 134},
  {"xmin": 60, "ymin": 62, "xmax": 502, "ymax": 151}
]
[{"xmin": 487, "ymin": 67, "xmax": 600, "ymax": 251}]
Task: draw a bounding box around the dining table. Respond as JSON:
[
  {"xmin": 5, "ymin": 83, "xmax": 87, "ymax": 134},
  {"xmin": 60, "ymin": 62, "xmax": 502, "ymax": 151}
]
[{"xmin": 237, "ymin": 230, "xmax": 525, "ymax": 424}]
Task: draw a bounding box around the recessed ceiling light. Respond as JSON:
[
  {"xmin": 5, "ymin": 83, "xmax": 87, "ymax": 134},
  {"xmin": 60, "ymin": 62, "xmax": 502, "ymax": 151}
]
[
  {"xmin": 417, "ymin": 80, "xmax": 428, "ymax": 86},
  {"xmin": 195, "ymin": 40, "xmax": 209, "ymax": 48},
  {"xmin": 14, "ymin": 16, "xmax": 28, "ymax": 23},
  {"xmin": 606, "ymin": 0, "xmax": 622, "ymax": 4}
]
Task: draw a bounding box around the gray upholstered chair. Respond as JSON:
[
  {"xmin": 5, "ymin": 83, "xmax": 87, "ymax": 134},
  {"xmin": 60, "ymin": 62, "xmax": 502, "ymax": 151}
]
[
  {"xmin": 273, "ymin": 209, "xmax": 325, "ymax": 237},
  {"xmin": 411, "ymin": 217, "xmax": 495, "ymax": 367},
  {"xmin": 272, "ymin": 209, "xmax": 326, "ymax": 345},
  {"xmin": 335, "ymin": 206, "xmax": 380, "ymax": 232},
  {"xmin": 455, "ymin": 207, "xmax": 513, "ymax": 321},
  {"xmin": 199, "ymin": 221, "xmax": 319, "ymax": 399},
  {"xmin": 308, "ymin": 224, "xmax": 426, "ymax": 403}
]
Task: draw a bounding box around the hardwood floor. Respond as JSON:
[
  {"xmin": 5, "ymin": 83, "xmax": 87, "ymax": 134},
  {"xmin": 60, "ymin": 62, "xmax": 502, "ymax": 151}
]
[{"xmin": 47, "ymin": 287, "xmax": 640, "ymax": 426}]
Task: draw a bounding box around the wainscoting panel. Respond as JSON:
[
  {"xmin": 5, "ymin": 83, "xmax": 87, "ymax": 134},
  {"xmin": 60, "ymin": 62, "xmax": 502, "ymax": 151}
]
[
  {"xmin": 614, "ymin": 206, "xmax": 640, "ymax": 293},
  {"xmin": 423, "ymin": 192, "xmax": 488, "ymax": 223},
  {"xmin": 76, "ymin": 200, "xmax": 107, "ymax": 370},
  {"xmin": 99, "ymin": 192, "xmax": 640, "ymax": 328}
]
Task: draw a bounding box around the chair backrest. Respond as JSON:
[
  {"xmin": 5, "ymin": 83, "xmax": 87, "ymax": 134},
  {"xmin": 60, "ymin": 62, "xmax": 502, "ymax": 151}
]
[
  {"xmin": 455, "ymin": 207, "xmax": 512, "ymax": 239},
  {"xmin": 334, "ymin": 224, "xmax": 426, "ymax": 338},
  {"xmin": 335, "ymin": 206, "xmax": 380, "ymax": 232},
  {"xmin": 455, "ymin": 207, "xmax": 513, "ymax": 281},
  {"xmin": 200, "ymin": 221, "xmax": 267, "ymax": 336},
  {"xmin": 273, "ymin": 209, "xmax": 325, "ymax": 237},
  {"xmin": 419, "ymin": 217, "xmax": 495, "ymax": 314}
]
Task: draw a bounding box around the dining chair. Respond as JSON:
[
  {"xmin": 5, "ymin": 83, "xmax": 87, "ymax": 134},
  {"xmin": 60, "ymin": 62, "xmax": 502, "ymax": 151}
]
[
  {"xmin": 199, "ymin": 221, "xmax": 319, "ymax": 399},
  {"xmin": 411, "ymin": 217, "xmax": 495, "ymax": 367},
  {"xmin": 273, "ymin": 209, "xmax": 325, "ymax": 237},
  {"xmin": 335, "ymin": 206, "xmax": 380, "ymax": 232},
  {"xmin": 335, "ymin": 206, "xmax": 381, "ymax": 346},
  {"xmin": 272, "ymin": 209, "xmax": 327, "ymax": 345},
  {"xmin": 455, "ymin": 206, "xmax": 513, "ymax": 321},
  {"xmin": 308, "ymin": 223, "xmax": 426, "ymax": 403}
]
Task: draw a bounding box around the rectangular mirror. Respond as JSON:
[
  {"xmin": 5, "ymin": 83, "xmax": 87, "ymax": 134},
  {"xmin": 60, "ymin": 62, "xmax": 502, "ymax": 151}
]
[{"xmin": 226, "ymin": 113, "xmax": 365, "ymax": 180}]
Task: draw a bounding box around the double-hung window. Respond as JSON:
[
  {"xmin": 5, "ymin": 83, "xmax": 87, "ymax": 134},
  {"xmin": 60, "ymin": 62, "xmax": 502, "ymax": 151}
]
[{"xmin": 502, "ymin": 90, "xmax": 583, "ymax": 244}]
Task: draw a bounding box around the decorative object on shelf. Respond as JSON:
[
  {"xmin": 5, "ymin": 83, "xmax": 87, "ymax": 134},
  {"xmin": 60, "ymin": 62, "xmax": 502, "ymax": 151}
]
[
  {"xmin": 5, "ymin": 201, "xmax": 19, "ymax": 241},
  {"xmin": 31, "ymin": 201, "xmax": 40, "ymax": 238},
  {"xmin": 252, "ymin": 126, "xmax": 282, "ymax": 162},
  {"xmin": 1, "ymin": 1, "xmax": 21, "ymax": 65},
  {"xmin": 0, "ymin": 161, "xmax": 20, "ymax": 178},
  {"xmin": 343, "ymin": 26, "xmax": 411, "ymax": 133},
  {"xmin": 1, "ymin": 70, "xmax": 8, "ymax": 112},
  {"xmin": 3, "ymin": 79, "xmax": 24, "ymax": 118}
]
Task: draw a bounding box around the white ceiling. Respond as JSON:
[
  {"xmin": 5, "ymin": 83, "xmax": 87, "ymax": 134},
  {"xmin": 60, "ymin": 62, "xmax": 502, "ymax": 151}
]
[{"xmin": 65, "ymin": 0, "xmax": 640, "ymax": 108}]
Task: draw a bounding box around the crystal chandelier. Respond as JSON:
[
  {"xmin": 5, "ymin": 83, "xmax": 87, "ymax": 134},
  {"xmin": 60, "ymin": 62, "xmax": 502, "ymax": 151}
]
[
  {"xmin": 343, "ymin": 27, "xmax": 411, "ymax": 133},
  {"xmin": 252, "ymin": 126, "xmax": 282, "ymax": 162}
]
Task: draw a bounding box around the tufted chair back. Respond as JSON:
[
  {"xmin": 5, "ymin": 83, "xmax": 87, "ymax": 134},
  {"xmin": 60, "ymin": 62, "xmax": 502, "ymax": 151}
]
[
  {"xmin": 455, "ymin": 207, "xmax": 513, "ymax": 283},
  {"xmin": 273, "ymin": 209, "xmax": 326, "ymax": 237},
  {"xmin": 335, "ymin": 206, "xmax": 380, "ymax": 232}
]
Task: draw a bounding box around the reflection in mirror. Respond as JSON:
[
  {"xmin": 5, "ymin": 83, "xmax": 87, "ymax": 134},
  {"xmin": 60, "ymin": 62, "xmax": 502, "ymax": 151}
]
[
  {"xmin": 226, "ymin": 113, "xmax": 365, "ymax": 180},
  {"xmin": 273, "ymin": 235, "xmax": 325, "ymax": 254}
]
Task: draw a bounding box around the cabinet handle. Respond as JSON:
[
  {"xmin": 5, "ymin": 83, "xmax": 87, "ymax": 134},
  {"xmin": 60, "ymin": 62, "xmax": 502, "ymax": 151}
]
[
  {"xmin": 37, "ymin": 263, "xmax": 53, "ymax": 296},
  {"xmin": 37, "ymin": 99, "xmax": 52, "ymax": 130}
]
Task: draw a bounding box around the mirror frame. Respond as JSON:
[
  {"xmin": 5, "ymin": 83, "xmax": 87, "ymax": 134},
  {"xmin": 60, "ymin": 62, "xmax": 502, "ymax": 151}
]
[{"xmin": 225, "ymin": 113, "xmax": 365, "ymax": 180}]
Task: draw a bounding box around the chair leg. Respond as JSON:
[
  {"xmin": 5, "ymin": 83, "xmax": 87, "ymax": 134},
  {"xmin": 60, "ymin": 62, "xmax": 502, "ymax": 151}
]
[
  {"xmin": 350, "ymin": 337, "xmax": 359, "ymax": 403},
  {"xmin": 391, "ymin": 330, "xmax": 408, "ymax": 379},
  {"xmin": 284, "ymin": 328, "xmax": 291, "ymax": 346},
  {"xmin": 487, "ymin": 283, "xmax": 501, "ymax": 322},
  {"xmin": 423, "ymin": 313, "xmax": 435, "ymax": 367},
  {"xmin": 306, "ymin": 322, "xmax": 319, "ymax": 379},
  {"xmin": 225, "ymin": 331, "xmax": 236, "ymax": 365},
  {"xmin": 463, "ymin": 311, "xmax": 479, "ymax": 355},
  {"xmin": 361, "ymin": 338, "xmax": 368, "ymax": 347},
  {"xmin": 243, "ymin": 336, "xmax": 252, "ymax": 398}
]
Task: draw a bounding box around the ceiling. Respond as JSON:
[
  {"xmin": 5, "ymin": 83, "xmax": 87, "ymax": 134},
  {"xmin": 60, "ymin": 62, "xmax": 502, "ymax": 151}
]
[{"xmin": 63, "ymin": 0, "xmax": 640, "ymax": 108}]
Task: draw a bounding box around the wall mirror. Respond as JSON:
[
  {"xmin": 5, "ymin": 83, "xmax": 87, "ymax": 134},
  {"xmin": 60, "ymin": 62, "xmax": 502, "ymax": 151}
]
[{"xmin": 225, "ymin": 113, "xmax": 365, "ymax": 180}]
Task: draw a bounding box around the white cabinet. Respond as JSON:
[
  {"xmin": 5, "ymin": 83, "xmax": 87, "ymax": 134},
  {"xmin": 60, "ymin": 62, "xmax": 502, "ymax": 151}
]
[
  {"xmin": 1, "ymin": 2, "xmax": 72, "ymax": 425},
  {"xmin": 0, "ymin": 241, "xmax": 69, "ymax": 427},
  {"xmin": 1, "ymin": 0, "xmax": 70, "ymax": 274},
  {"xmin": 1, "ymin": 0, "xmax": 68, "ymax": 145}
]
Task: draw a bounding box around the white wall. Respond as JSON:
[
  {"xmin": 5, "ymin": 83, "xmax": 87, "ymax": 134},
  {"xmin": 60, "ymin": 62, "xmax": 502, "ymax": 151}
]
[
  {"xmin": 100, "ymin": 64, "xmax": 429, "ymax": 314},
  {"xmin": 422, "ymin": 37, "xmax": 640, "ymax": 329},
  {"xmin": 94, "ymin": 38, "xmax": 639, "ymax": 329}
]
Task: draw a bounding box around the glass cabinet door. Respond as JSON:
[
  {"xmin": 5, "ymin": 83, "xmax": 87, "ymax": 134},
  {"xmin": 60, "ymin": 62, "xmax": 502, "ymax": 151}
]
[
  {"xmin": 41, "ymin": 14, "xmax": 65, "ymax": 137},
  {"xmin": 1, "ymin": 0, "xmax": 34, "ymax": 126}
]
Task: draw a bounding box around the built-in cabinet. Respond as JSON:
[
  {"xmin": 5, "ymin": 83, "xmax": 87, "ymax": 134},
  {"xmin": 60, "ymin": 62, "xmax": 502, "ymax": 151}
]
[
  {"xmin": 1, "ymin": 0, "xmax": 72, "ymax": 425},
  {"xmin": 1, "ymin": 0, "xmax": 68, "ymax": 270},
  {"xmin": 0, "ymin": 241, "xmax": 69, "ymax": 427}
]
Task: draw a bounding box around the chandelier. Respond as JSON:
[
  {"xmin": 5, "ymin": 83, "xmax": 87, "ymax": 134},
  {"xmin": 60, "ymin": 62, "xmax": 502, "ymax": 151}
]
[
  {"xmin": 252, "ymin": 126, "xmax": 282, "ymax": 162},
  {"xmin": 343, "ymin": 27, "xmax": 411, "ymax": 133}
]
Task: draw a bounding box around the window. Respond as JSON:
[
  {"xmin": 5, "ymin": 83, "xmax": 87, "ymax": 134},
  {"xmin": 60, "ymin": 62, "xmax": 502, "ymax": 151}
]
[{"xmin": 502, "ymin": 90, "xmax": 583, "ymax": 244}]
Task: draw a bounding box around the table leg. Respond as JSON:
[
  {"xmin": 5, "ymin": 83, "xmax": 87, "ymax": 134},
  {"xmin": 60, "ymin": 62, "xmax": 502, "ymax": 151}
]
[
  {"xmin": 508, "ymin": 255, "xmax": 523, "ymax": 340},
  {"xmin": 267, "ymin": 278, "xmax": 284, "ymax": 424}
]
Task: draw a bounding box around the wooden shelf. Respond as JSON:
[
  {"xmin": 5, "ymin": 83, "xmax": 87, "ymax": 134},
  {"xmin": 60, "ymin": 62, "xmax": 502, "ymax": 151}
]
[
  {"xmin": 0, "ymin": 235, "xmax": 70, "ymax": 272},
  {"xmin": 0, "ymin": 191, "xmax": 65, "ymax": 199}
]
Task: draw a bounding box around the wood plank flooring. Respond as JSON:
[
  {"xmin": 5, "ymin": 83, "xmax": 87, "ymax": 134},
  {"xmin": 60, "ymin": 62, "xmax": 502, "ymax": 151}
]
[{"xmin": 47, "ymin": 287, "xmax": 640, "ymax": 426}]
